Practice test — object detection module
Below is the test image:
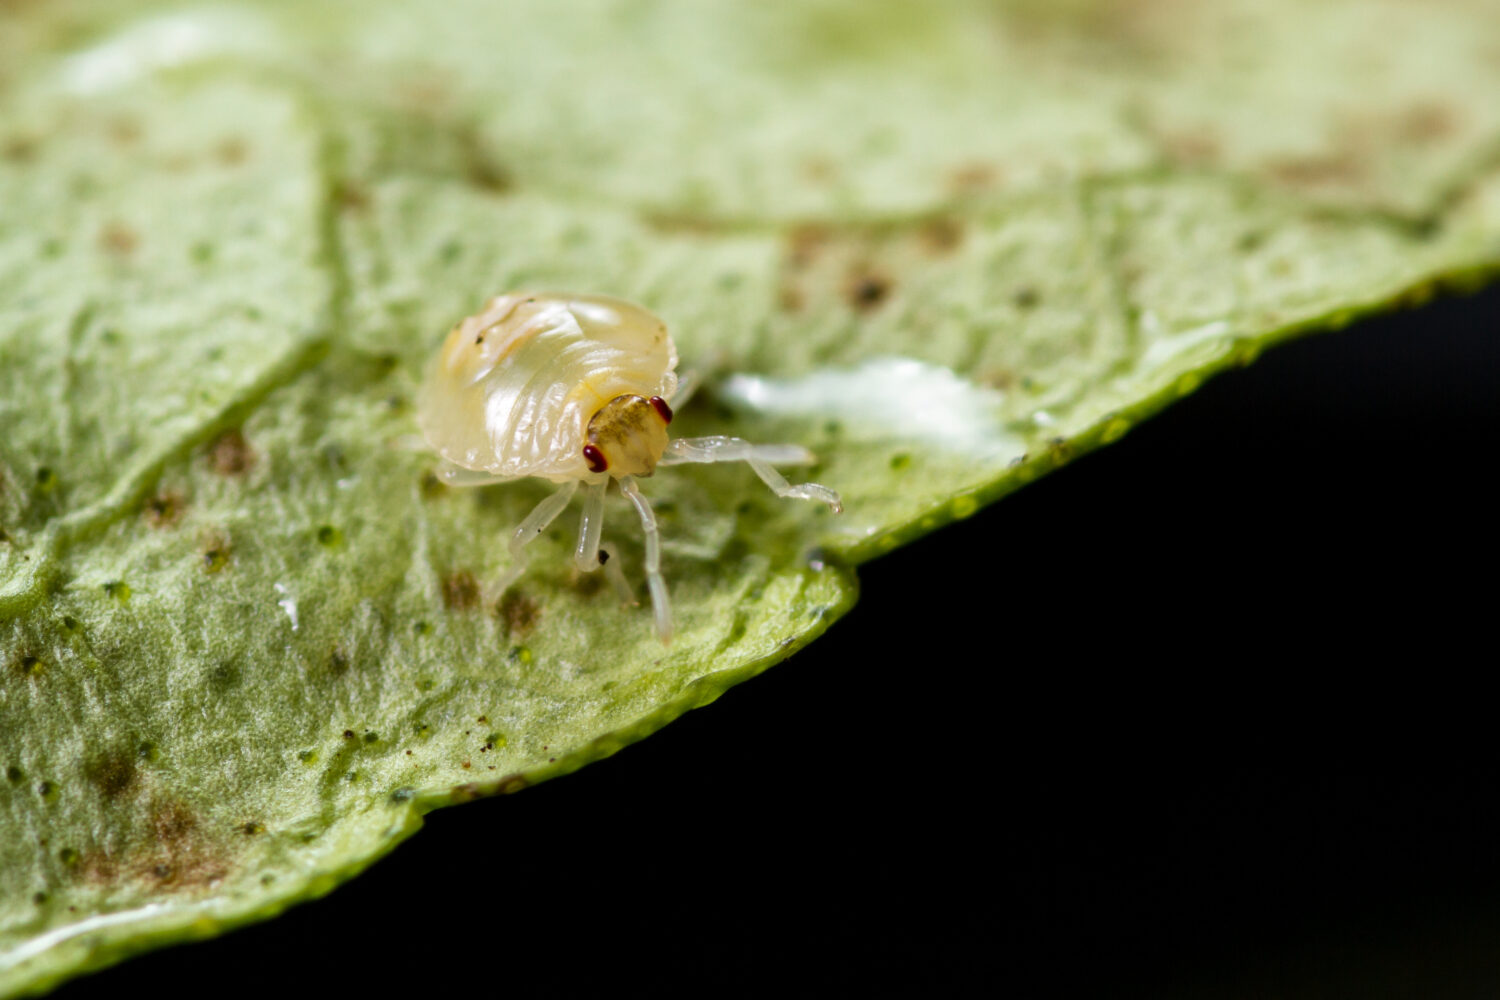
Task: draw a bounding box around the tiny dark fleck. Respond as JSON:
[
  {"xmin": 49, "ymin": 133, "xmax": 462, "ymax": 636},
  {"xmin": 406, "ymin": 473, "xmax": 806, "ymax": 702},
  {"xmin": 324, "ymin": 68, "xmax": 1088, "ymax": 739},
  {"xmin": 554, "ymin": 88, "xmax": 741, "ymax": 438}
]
[
  {"xmin": 363, "ymin": 731, "xmax": 378, "ymax": 744},
  {"xmin": 597, "ymin": 550, "xmax": 610, "ymax": 565},
  {"xmin": 200, "ymin": 531, "xmax": 232, "ymax": 574},
  {"xmin": 5, "ymin": 766, "xmax": 23, "ymax": 784},
  {"xmin": 845, "ymin": 271, "xmax": 891, "ymax": 311},
  {"xmin": 316, "ymin": 525, "xmax": 342, "ymax": 547},
  {"xmin": 1013, "ymin": 287, "xmax": 1040, "ymax": 309},
  {"xmin": 477, "ymin": 716, "xmax": 488, "ymax": 724},
  {"xmin": 32, "ymin": 892, "xmax": 47, "ymax": 905},
  {"xmin": 342, "ymin": 729, "xmax": 355, "ymax": 740},
  {"xmin": 390, "ymin": 787, "xmax": 415, "ymax": 803},
  {"xmin": 242, "ymin": 821, "xmax": 265, "ymax": 836},
  {"xmin": 144, "ymin": 490, "xmax": 186, "ymax": 528}
]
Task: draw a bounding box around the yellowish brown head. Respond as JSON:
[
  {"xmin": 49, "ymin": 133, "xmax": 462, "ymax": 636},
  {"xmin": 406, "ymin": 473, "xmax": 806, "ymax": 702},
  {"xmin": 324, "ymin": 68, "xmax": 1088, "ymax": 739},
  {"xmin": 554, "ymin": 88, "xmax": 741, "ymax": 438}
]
[{"xmin": 583, "ymin": 394, "xmax": 674, "ymax": 478}]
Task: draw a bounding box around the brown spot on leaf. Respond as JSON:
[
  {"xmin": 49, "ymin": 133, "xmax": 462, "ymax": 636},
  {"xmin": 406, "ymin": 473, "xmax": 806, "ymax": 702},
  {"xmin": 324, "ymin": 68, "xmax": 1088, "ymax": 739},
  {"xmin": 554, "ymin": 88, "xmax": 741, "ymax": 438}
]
[
  {"xmin": 917, "ymin": 216, "xmax": 964, "ymax": 254},
  {"xmin": 1157, "ymin": 128, "xmax": 1222, "ymax": 167},
  {"xmin": 208, "ymin": 429, "xmax": 255, "ymax": 476},
  {"xmin": 216, "ymin": 137, "xmax": 249, "ymax": 165},
  {"xmin": 144, "ymin": 490, "xmax": 186, "ymax": 528},
  {"xmin": 498, "ymin": 591, "xmax": 540, "ymax": 637},
  {"xmin": 80, "ymin": 796, "xmax": 229, "ymax": 891},
  {"xmin": 947, "ymin": 162, "xmax": 1000, "ymax": 195},
  {"xmin": 800, "ymin": 156, "xmax": 836, "ymax": 183},
  {"xmin": 108, "ymin": 117, "xmax": 142, "ymax": 145},
  {"xmin": 99, "ymin": 222, "xmax": 139, "ymax": 256},
  {"xmin": 1396, "ymin": 102, "xmax": 1461, "ymax": 143},
  {"xmin": 84, "ymin": 749, "xmax": 139, "ymax": 801},
  {"xmin": 786, "ymin": 223, "xmax": 831, "ymax": 270},
  {"xmin": 442, "ymin": 570, "xmax": 481, "ymax": 611},
  {"xmin": 3, "ymin": 135, "xmax": 38, "ymax": 162},
  {"xmin": 1264, "ymin": 151, "xmax": 1366, "ymax": 188},
  {"xmin": 980, "ymin": 368, "xmax": 1017, "ymax": 391},
  {"xmin": 334, "ymin": 179, "xmax": 371, "ymax": 212}
]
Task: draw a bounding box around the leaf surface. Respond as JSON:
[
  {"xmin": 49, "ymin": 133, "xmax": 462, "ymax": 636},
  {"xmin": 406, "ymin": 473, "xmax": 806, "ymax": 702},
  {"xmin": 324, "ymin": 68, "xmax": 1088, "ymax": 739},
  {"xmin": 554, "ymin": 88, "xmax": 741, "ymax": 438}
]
[{"xmin": 3, "ymin": 1, "xmax": 1499, "ymax": 993}]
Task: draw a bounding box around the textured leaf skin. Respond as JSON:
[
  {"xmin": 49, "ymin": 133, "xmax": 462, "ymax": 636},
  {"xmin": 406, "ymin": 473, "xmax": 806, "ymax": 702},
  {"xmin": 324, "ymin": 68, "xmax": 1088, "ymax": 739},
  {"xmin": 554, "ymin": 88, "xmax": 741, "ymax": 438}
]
[{"xmin": 3, "ymin": 1, "xmax": 1500, "ymax": 994}]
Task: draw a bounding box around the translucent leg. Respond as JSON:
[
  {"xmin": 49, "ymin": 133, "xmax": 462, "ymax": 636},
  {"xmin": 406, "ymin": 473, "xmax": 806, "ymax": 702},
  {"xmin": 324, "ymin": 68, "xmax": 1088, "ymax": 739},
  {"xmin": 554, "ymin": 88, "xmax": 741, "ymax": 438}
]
[
  {"xmin": 497, "ymin": 480, "xmax": 578, "ymax": 590},
  {"xmin": 573, "ymin": 480, "xmax": 608, "ymax": 573},
  {"xmin": 436, "ymin": 460, "xmax": 515, "ymax": 488},
  {"xmin": 618, "ymin": 475, "xmax": 672, "ymax": 643},
  {"xmin": 661, "ymin": 436, "xmax": 843, "ymax": 512}
]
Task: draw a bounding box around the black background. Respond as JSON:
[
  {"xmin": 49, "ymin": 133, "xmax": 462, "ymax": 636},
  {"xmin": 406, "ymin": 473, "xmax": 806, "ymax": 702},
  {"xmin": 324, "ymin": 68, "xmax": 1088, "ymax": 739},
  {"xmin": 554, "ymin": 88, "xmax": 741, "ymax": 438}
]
[{"xmin": 53, "ymin": 283, "xmax": 1500, "ymax": 998}]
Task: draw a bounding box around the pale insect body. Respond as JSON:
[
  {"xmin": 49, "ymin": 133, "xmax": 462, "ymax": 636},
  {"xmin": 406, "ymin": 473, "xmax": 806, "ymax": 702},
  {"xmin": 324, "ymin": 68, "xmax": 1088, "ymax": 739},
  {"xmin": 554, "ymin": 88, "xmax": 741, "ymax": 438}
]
[{"xmin": 418, "ymin": 292, "xmax": 841, "ymax": 643}]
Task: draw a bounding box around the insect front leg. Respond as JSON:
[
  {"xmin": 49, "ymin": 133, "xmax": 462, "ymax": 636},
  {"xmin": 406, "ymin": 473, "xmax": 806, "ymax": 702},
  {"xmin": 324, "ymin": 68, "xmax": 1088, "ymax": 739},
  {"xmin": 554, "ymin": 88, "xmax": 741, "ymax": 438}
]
[
  {"xmin": 572, "ymin": 481, "xmax": 637, "ymax": 606},
  {"xmin": 661, "ymin": 436, "xmax": 842, "ymax": 512},
  {"xmin": 573, "ymin": 480, "xmax": 608, "ymax": 573},
  {"xmin": 497, "ymin": 480, "xmax": 579, "ymax": 590}
]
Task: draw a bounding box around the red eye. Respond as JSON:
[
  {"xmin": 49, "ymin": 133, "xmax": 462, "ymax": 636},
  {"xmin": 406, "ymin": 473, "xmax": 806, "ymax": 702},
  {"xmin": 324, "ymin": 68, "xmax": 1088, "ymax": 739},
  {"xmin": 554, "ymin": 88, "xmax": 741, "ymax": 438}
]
[
  {"xmin": 649, "ymin": 396, "xmax": 673, "ymax": 424},
  {"xmin": 582, "ymin": 445, "xmax": 608, "ymax": 473}
]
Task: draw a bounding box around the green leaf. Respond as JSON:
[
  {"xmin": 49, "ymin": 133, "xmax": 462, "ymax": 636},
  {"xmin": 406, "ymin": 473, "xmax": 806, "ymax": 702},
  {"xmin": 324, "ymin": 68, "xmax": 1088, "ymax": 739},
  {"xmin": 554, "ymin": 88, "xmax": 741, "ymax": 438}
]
[{"xmin": 3, "ymin": 1, "xmax": 1499, "ymax": 993}]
